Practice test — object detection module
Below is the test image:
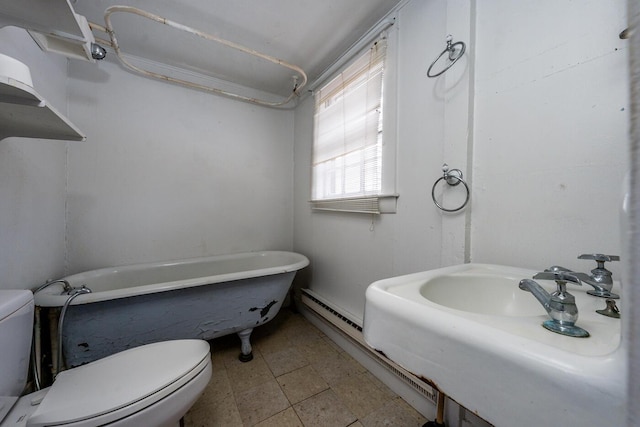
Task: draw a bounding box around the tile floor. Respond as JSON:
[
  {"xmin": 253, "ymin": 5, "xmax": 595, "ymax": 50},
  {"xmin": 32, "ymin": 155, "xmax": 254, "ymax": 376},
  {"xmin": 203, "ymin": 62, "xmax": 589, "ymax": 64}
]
[{"xmin": 184, "ymin": 307, "xmax": 428, "ymax": 427}]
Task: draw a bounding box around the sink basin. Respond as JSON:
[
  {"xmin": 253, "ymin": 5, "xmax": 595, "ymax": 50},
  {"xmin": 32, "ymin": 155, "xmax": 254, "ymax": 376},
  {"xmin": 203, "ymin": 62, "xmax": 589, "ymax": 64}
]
[
  {"xmin": 418, "ymin": 267, "xmax": 547, "ymax": 316},
  {"xmin": 363, "ymin": 264, "xmax": 625, "ymax": 427}
]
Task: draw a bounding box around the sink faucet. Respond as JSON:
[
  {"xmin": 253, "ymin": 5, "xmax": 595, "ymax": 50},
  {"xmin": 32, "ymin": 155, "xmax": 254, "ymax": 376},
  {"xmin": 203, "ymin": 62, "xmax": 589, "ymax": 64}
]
[
  {"xmin": 546, "ymin": 253, "xmax": 619, "ymax": 299},
  {"xmin": 519, "ymin": 271, "xmax": 590, "ymax": 337}
]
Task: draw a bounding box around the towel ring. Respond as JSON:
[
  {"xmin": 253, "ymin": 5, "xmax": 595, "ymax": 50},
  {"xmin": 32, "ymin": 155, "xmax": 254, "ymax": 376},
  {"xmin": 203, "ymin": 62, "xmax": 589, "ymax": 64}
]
[
  {"xmin": 427, "ymin": 35, "xmax": 466, "ymax": 78},
  {"xmin": 431, "ymin": 164, "xmax": 470, "ymax": 212}
]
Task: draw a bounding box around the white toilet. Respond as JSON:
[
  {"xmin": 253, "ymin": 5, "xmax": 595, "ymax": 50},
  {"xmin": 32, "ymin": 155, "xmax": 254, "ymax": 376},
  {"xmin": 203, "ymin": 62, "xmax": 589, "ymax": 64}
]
[{"xmin": 0, "ymin": 290, "xmax": 212, "ymax": 427}]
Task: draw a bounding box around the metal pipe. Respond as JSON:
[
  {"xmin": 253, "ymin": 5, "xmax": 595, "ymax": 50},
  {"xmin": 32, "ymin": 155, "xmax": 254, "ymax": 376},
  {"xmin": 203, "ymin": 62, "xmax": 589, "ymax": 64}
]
[
  {"xmin": 88, "ymin": 21, "xmax": 114, "ymax": 48},
  {"xmin": 33, "ymin": 279, "xmax": 71, "ymax": 294},
  {"xmin": 436, "ymin": 390, "xmax": 446, "ymax": 424},
  {"xmin": 424, "ymin": 389, "xmax": 446, "ymax": 426},
  {"xmin": 31, "ymin": 279, "xmax": 73, "ymax": 387},
  {"xmin": 102, "ymin": 6, "xmax": 307, "ymax": 108},
  {"xmin": 56, "ymin": 286, "xmax": 91, "ymax": 376},
  {"xmin": 88, "ymin": 21, "xmax": 108, "ymax": 34},
  {"xmin": 31, "ymin": 307, "xmax": 42, "ymax": 391}
]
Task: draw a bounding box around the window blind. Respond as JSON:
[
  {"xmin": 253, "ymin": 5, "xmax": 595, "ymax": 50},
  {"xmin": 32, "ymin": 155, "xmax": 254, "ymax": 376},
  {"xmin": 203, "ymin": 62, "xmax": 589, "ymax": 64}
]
[{"xmin": 311, "ymin": 39, "xmax": 387, "ymax": 211}]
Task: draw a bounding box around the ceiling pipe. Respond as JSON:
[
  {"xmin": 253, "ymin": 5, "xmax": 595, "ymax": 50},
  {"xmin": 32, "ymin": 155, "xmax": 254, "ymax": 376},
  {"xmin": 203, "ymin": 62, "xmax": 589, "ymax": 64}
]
[{"xmin": 101, "ymin": 5, "xmax": 307, "ymax": 108}]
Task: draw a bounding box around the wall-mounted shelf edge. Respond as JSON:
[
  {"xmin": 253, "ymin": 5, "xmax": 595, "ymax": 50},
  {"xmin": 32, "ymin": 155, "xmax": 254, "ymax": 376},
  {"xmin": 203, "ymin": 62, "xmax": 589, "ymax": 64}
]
[
  {"xmin": 0, "ymin": 0, "xmax": 96, "ymax": 62},
  {"xmin": 0, "ymin": 76, "xmax": 86, "ymax": 142}
]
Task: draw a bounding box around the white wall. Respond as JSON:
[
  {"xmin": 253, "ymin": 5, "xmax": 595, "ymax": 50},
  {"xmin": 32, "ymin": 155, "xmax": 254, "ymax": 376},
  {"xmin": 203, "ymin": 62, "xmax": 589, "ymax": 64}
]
[
  {"xmin": 294, "ymin": 0, "xmax": 470, "ymax": 320},
  {"xmin": 472, "ymin": 0, "xmax": 628, "ymax": 273},
  {"xmin": 293, "ymin": 0, "xmax": 628, "ymax": 321},
  {"xmin": 0, "ymin": 0, "xmax": 628, "ymax": 311},
  {"xmin": 0, "ymin": 27, "xmax": 69, "ymax": 290},
  {"xmin": 65, "ymin": 58, "xmax": 295, "ymax": 273},
  {"xmin": 0, "ymin": 26, "xmax": 296, "ymax": 286}
]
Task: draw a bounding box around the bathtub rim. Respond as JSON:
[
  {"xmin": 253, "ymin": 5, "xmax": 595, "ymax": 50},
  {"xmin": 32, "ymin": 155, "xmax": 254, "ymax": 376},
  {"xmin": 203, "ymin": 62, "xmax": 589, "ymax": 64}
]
[{"xmin": 34, "ymin": 250, "xmax": 309, "ymax": 307}]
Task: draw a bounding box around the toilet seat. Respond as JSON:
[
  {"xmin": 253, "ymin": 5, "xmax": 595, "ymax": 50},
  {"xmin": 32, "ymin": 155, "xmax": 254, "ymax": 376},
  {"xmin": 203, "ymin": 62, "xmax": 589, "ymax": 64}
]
[{"xmin": 26, "ymin": 339, "xmax": 210, "ymax": 427}]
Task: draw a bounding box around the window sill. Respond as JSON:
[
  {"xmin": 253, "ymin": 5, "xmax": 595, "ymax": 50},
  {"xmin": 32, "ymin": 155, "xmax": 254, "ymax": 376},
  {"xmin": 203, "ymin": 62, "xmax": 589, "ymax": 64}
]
[{"xmin": 310, "ymin": 194, "xmax": 398, "ymax": 214}]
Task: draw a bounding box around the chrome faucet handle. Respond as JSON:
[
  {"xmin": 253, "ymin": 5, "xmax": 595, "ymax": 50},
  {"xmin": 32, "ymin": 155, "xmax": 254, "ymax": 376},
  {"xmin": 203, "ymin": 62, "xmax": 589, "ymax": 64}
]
[
  {"xmin": 545, "ymin": 265, "xmax": 573, "ymax": 274},
  {"xmin": 578, "ymin": 253, "xmax": 620, "ymax": 268},
  {"xmin": 533, "ymin": 271, "xmax": 583, "ymax": 288},
  {"xmin": 577, "ymin": 253, "xmax": 620, "ymax": 298}
]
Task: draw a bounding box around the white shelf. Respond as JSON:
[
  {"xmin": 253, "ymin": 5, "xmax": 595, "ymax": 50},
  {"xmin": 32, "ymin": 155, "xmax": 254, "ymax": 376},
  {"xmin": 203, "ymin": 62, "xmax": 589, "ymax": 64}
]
[
  {"xmin": 0, "ymin": 0, "xmax": 86, "ymax": 40},
  {"xmin": 0, "ymin": 76, "xmax": 85, "ymax": 142},
  {"xmin": 0, "ymin": 0, "xmax": 95, "ymax": 62}
]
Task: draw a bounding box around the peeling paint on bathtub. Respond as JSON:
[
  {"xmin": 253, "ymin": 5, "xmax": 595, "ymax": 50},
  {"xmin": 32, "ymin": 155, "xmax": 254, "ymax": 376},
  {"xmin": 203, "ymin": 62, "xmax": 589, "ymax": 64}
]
[
  {"xmin": 36, "ymin": 251, "xmax": 308, "ymax": 368},
  {"xmin": 249, "ymin": 299, "xmax": 278, "ymax": 318},
  {"xmin": 60, "ymin": 273, "xmax": 295, "ymax": 367}
]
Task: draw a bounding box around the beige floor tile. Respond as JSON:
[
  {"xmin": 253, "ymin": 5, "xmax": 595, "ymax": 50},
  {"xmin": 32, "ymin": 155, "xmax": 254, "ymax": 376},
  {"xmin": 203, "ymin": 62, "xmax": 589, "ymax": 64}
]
[
  {"xmin": 186, "ymin": 310, "xmax": 428, "ymax": 427},
  {"xmin": 211, "ymin": 346, "xmax": 238, "ymax": 369},
  {"xmin": 191, "ymin": 368, "xmax": 234, "ymax": 408},
  {"xmin": 276, "ymin": 365, "xmax": 329, "ymax": 404},
  {"xmin": 263, "ymin": 347, "xmax": 309, "ymax": 377},
  {"xmin": 235, "ymin": 379, "xmax": 291, "ymax": 426},
  {"xmin": 293, "ymin": 389, "xmax": 358, "ymax": 427},
  {"xmin": 360, "ymin": 398, "xmax": 425, "ymax": 427},
  {"xmin": 296, "ymin": 337, "xmax": 340, "ymax": 365},
  {"xmin": 291, "ymin": 329, "xmax": 327, "ymax": 348},
  {"xmin": 184, "ymin": 390, "xmax": 243, "ymax": 427},
  {"xmin": 254, "ymin": 407, "xmax": 304, "ymax": 427},
  {"xmin": 280, "ymin": 312, "xmax": 320, "ymax": 334},
  {"xmin": 339, "ymin": 351, "xmax": 368, "ymax": 373},
  {"xmin": 311, "ymin": 352, "xmax": 362, "ymax": 386},
  {"xmin": 279, "ymin": 314, "xmax": 317, "ymax": 336},
  {"xmin": 255, "ymin": 328, "xmax": 297, "ymax": 355},
  {"xmin": 331, "ymin": 373, "xmax": 395, "ymax": 419},
  {"xmin": 226, "ymin": 355, "xmax": 274, "ymax": 394},
  {"xmin": 288, "ymin": 319, "xmax": 323, "ymax": 334},
  {"xmin": 322, "ymin": 335, "xmax": 344, "ymax": 353}
]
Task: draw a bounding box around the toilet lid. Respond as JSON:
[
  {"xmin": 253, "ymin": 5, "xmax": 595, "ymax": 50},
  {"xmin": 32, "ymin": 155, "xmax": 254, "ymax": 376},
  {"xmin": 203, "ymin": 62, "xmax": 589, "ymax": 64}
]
[{"xmin": 27, "ymin": 339, "xmax": 210, "ymax": 427}]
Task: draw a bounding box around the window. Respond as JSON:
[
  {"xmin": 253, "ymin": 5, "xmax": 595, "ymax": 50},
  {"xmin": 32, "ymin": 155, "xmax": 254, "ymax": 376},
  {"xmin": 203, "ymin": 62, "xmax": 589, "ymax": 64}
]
[{"xmin": 311, "ymin": 36, "xmax": 397, "ymax": 214}]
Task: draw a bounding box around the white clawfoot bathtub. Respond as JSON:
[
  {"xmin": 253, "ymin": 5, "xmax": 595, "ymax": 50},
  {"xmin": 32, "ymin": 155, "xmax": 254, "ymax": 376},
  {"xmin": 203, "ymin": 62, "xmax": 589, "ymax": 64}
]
[{"xmin": 35, "ymin": 251, "xmax": 309, "ymax": 368}]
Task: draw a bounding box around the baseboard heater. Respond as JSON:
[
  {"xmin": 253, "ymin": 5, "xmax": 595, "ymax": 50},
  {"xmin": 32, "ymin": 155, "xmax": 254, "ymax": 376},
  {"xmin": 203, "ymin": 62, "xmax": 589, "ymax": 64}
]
[{"xmin": 300, "ymin": 288, "xmax": 438, "ymax": 405}]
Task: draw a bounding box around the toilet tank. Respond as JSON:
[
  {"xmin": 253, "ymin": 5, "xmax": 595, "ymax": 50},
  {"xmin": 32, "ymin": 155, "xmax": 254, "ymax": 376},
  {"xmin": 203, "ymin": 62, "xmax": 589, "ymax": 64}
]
[{"xmin": 0, "ymin": 290, "xmax": 34, "ymax": 422}]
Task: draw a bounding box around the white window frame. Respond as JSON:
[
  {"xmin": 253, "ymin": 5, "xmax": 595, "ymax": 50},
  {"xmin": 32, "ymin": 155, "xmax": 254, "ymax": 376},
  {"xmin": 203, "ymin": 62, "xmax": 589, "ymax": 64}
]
[{"xmin": 310, "ymin": 27, "xmax": 398, "ymax": 214}]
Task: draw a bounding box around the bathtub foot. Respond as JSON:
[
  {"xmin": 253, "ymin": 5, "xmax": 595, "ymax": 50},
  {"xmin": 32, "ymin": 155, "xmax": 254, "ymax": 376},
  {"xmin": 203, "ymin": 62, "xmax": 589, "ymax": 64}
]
[{"xmin": 237, "ymin": 328, "xmax": 253, "ymax": 362}]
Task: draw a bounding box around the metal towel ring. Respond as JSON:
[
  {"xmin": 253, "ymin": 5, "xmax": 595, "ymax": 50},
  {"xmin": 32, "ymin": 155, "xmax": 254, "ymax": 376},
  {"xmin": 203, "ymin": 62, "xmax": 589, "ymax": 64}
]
[
  {"xmin": 431, "ymin": 164, "xmax": 470, "ymax": 212},
  {"xmin": 427, "ymin": 35, "xmax": 466, "ymax": 78}
]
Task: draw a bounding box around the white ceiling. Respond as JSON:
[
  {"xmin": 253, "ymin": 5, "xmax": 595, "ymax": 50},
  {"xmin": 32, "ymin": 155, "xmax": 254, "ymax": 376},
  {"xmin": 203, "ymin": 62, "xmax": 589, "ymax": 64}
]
[{"xmin": 71, "ymin": 0, "xmax": 403, "ymax": 98}]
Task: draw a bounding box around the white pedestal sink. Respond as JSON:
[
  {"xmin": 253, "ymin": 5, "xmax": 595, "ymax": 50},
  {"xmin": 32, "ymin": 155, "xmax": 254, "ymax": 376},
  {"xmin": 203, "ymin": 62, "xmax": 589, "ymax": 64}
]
[{"xmin": 363, "ymin": 264, "xmax": 625, "ymax": 427}]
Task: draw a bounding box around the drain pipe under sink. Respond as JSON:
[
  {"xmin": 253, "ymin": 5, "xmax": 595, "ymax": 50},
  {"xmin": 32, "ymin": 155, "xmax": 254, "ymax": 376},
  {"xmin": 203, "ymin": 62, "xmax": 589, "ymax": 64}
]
[{"xmin": 423, "ymin": 389, "xmax": 446, "ymax": 427}]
